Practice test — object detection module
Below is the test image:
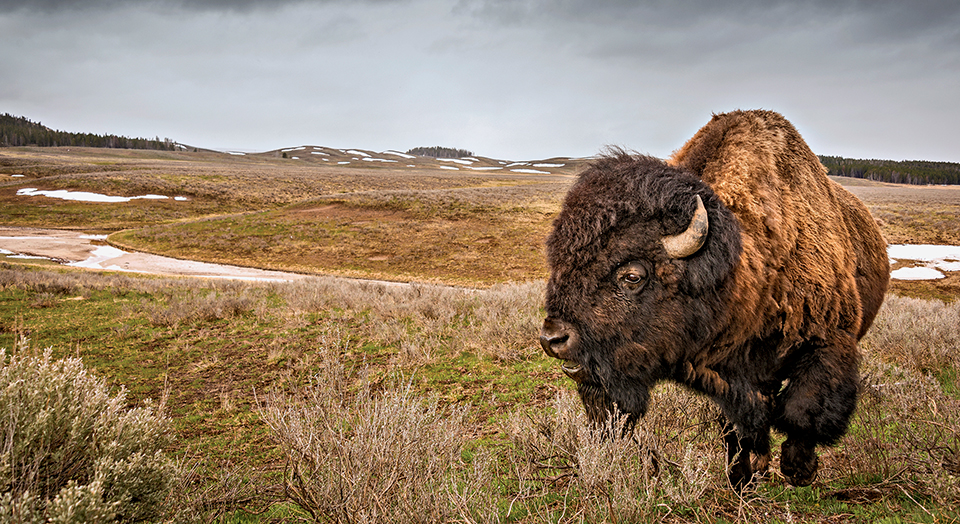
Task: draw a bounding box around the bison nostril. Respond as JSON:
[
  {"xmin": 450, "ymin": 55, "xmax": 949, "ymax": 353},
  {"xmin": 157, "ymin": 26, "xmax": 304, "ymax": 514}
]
[
  {"xmin": 540, "ymin": 318, "xmax": 579, "ymax": 360},
  {"xmin": 540, "ymin": 333, "xmax": 570, "ymax": 358}
]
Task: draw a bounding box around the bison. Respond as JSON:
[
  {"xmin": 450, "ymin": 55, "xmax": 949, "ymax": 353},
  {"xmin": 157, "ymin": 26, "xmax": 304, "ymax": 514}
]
[{"xmin": 539, "ymin": 109, "xmax": 889, "ymax": 489}]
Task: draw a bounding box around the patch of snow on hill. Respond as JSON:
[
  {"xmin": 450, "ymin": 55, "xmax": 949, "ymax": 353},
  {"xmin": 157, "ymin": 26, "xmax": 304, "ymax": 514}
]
[
  {"xmin": 311, "ymin": 151, "xmax": 328, "ymax": 156},
  {"xmin": 511, "ymin": 169, "xmax": 550, "ymax": 174},
  {"xmin": 439, "ymin": 166, "xmax": 460, "ymax": 170},
  {"xmin": 438, "ymin": 158, "xmax": 473, "ymax": 165},
  {"xmin": 363, "ymin": 158, "xmax": 398, "ymax": 163},
  {"xmin": 17, "ymin": 188, "xmax": 183, "ymax": 203},
  {"xmin": 534, "ymin": 163, "xmax": 565, "ymax": 168},
  {"xmin": 346, "ymin": 150, "xmax": 370, "ymax": 157},
  {"xmin": 384, "ymin": 150, "xmax": 416, "ymax": 159}
]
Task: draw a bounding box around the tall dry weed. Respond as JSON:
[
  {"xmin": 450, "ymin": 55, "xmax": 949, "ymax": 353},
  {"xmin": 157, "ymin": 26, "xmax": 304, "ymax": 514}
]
[
  {"xmin": 139, "ymin": 286, "xmax": 266, "ymax": 327},
  {"xmin": 458, "ymin": 282, "xmax": 545, "ymax": 361},
  {"xmin": 504, "ymin": 388, "xmax": 723, "ymax": 522},
  {"xmin": 277, "ymin": 277, "xmax": 544, "ymax": 362},
  {"xmin": 258, "ymin": 354, "xmax": 488, "ymax": 524},
  {"xmin": 860, "ymin": 294, "xmax": 960, "ymax": 377}
]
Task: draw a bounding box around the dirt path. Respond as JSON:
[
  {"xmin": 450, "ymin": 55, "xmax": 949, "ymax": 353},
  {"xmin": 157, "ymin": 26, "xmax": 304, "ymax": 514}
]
[{"xmin": 0, "ymin": 227, "xmax": 311, "ymax": 282}]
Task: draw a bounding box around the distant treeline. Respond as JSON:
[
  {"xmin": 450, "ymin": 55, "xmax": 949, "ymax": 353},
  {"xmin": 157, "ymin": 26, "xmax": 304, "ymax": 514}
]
[
  {"xmin": 1, "ymin": 113, "xmax": 177, "ymax": 151},
  {"xmin": 819, "ymin": 155, "xmax": 960, "ymax": 185},
  {"xmin": 406, "ymin": 146, "xmax": 474, "ymax": 159}
]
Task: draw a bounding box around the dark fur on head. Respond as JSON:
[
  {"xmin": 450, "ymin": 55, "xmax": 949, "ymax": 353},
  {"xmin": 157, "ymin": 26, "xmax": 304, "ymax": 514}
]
[{"xmin": 545, "ymin": 150, "xmax": 742, "ymax": 419}]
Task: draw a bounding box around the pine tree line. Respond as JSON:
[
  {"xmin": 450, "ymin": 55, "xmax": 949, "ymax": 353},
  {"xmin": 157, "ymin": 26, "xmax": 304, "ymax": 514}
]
[
  {"xmin": 1, "ymin": 113, "xmax": 177, "ymax": 151},
  {"xmin": 820, "ymin": 155, "xmax": 960, "ymax": 185},
  {"xmin": 405, "ymin": 146, "xmax": 474, "ymax": 159}
]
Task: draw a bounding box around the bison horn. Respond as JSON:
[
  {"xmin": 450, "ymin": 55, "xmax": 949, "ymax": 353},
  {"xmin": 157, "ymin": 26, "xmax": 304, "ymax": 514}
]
[{"xmin": 661, "ymin": 194, "xmax": 709, "ymax": 258}]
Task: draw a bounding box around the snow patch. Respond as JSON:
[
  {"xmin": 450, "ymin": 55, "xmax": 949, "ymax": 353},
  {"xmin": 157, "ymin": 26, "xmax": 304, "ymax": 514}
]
[
  {"xmin": 888, "ymin": 244, "xmax": 960, "ymax": 262},
  {"xmin": 67, "ymin": 245, "xmax": 128, "ymax": 269},
  {"xmin": 362, "ymin": 157, "xmax": 399, "ymax": 163},
  {"xmin": 439, "ymin": 166, "xmax": 460, "ymax": 170},
  {"xmin": 17, "ymin": 188, "xmax": 184, "ymax": 203},
  {"xmin": 534, "ymin": 163, "xmax": 565, "ymax": 168},
  {"xmin": 888, "ymin": 244, "xmax": 960, "ymax": 280},
  {"xmin": 346, "ymin": 150, "xmax": 370, "ymax": 157},
  {"xmin": 438, "ymin": 158, "xmax": 473, "ymax": 165},
  {"xmin": 383, "ymin": 150, "xmax": 416, "ymax": 159},
  {"xmin": 891, "ymin": 267, "xmax": 945, "ymax": 280},
  {"xmin": 511, "ymin": 169, "xmax": 550, "ymax": 174}
]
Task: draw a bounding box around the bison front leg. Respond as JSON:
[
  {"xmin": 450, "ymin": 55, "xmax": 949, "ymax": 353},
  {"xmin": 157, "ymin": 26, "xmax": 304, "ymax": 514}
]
[
  {"xmin": 720, "ymin": 417, "xmax": 771, "ymax": 491},
  {"xmin": 774, "ymin": 340, "xmax": 859, "ymax": 487}
]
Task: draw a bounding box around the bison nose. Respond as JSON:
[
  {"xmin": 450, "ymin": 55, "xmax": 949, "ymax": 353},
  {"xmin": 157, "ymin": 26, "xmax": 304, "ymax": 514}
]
[{"xmin": 540, "ymin": 317, "xmax": 578, "ymax": 360}]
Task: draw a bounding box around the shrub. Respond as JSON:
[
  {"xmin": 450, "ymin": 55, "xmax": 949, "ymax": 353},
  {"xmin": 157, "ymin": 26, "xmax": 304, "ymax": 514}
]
[
  {"xmin": 0, "ymin": 340, "xmax": 179, "ymax": 523},
  {"xmin": 258, "ymin": 355, "xmax": 486, "ymax": 524},
  {"xmin": 505, "ymin": 389, "xmax": 722, "ymax": 522},
  {"xmin": 860, "ymin": 294, "xmax": 960, "ymax": 380}
]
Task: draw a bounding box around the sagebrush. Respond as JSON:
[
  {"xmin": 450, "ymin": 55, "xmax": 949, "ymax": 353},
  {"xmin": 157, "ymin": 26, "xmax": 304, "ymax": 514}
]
[{"xmin": 0, "ymin": 340, "xmax": 179, "ymax": 523}]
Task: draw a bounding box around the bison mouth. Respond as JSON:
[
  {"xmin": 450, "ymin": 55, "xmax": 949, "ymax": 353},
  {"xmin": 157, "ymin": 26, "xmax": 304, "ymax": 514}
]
[{"xmin": 561, "ymin": 359, "xmax": 584, "ymax": 380}]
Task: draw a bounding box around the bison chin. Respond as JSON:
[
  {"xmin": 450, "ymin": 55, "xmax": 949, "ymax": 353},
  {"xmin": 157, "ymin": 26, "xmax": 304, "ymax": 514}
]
[{"xmin": 577, "ymin": 380, "xmax": 647, "ymax": 433}]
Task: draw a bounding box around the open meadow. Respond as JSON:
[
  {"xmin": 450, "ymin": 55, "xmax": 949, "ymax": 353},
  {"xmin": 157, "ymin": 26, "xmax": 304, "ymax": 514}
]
[{"xmin": 2, "ymin": 146, "xmax": 960, "ymax": 522}]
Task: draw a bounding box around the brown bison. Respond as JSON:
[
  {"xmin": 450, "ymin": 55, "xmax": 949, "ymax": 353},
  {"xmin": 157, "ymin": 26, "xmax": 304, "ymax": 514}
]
[{"xmin": 540, "ymin": 110, "xmax": 889, "ymax": 489}]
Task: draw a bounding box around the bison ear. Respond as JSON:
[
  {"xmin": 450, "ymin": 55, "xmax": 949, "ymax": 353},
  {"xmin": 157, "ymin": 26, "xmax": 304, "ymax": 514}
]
[{"xmin": 661, "ymin": 194, "xmax": 709, "ymax": 258}]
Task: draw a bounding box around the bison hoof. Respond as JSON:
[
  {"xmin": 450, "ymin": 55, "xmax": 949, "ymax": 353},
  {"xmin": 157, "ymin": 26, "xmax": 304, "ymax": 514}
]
[
  {"xmin": 781, "ymin": 439, "xmax": 818, "ymax": 487},
  {"xmin": 751, "ymin": 451, "xmax": 772, "ymax": 477}
]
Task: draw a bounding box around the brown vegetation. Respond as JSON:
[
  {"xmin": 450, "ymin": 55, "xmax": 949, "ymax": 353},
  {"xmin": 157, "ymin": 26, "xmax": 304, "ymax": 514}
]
[{"xmin": 2, "ymin": 146, "xmax": 960, "ymax": 520}]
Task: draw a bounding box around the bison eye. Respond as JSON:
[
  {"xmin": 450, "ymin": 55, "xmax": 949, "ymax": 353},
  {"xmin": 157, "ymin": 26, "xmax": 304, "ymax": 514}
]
[{"xmin": 616, "ymin": 262, "xmax": 649, "ymax": 294}]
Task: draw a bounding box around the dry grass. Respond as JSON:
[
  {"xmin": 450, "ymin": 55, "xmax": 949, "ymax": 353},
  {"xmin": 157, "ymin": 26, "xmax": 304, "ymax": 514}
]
[
  {"xmin": 258, "ymin": 360, "xmax": 479, "ymax": 523},
  {"xmin": 3, "ymin": 261, "xmax": 960, "ymax": 520},
  {"xmin": 4, "ymin": 150, "xmax": 960, "ymax": 520},
  {"xmin": 109, "ymin": 184, "xmax": 568, "ymax": 287},
  {"xmin": 0, "ymin": 146, "xmax": 575, "ymax": 230},
  {"xmin": 843, "ymin": 182, "xmax": 960, "ymax": 245}
]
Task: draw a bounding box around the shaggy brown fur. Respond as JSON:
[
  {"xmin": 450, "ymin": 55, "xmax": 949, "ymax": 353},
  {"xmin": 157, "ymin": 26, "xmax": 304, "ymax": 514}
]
[{"xmin": 540, "ymin": 110, "xmax": 889, "ymax": 490}]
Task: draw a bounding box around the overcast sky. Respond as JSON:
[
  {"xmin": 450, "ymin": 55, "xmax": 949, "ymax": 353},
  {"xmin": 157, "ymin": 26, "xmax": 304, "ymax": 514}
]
[{"xmin": 2, "ymin": 0, "xmax": 958, "ymax": 161}]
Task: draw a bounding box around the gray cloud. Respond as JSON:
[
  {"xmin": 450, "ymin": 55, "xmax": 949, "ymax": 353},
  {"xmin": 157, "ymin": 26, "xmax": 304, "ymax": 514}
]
[
  {"xmin": 0, "ymin": 0, "xmax": 399, "ymax": 13},
  {"xmin": 1, "ymin": 0, "xmax": 958, "ymax": 161}
]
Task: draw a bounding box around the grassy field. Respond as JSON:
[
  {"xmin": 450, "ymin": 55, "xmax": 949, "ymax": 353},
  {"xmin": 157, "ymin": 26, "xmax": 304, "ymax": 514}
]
[{"xmin": 2, "ymin": 147, "xmax": 960, "ymax": 522}]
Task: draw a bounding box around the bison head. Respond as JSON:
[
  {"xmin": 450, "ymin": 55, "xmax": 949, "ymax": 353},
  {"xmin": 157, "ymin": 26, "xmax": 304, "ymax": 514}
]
[{"xmin": 540, "ymin": 152, "xmax": 741, "ymax": 424}]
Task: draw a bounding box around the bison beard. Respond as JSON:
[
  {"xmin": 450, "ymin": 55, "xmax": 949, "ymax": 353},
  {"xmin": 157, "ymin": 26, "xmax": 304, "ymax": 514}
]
[{"xmin": 540, "ymin": 110, "xmax": 889, "ymax": 491}]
